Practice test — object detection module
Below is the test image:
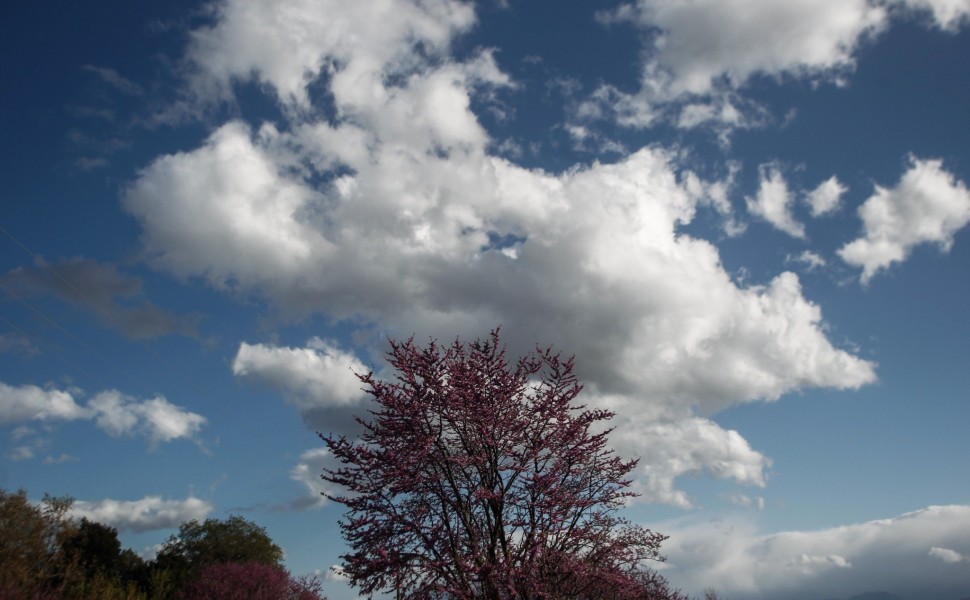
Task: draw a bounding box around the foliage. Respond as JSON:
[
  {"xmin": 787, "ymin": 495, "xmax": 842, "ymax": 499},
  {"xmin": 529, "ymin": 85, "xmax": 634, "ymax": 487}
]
[
  {"xmin": 0, "ymin": 488, "xmax": 324, "ymax": 600},
  {"xmin": 63, "ymin": 518, "xmax": 124, "ymax": 580},
  {"xmin": 177, "ymin": 561, "xmax": 325, "ymax": 600},
  {"xmin": 322, "ymin": 329, "xmax": 679, "ymax": 599},
  {"xmin": 153, "ymin": 515, "xmax": 284, "ymax": 588},
  {"xmin": 0, "ymin": 488, "xmax": 76, "ymax": 597}
]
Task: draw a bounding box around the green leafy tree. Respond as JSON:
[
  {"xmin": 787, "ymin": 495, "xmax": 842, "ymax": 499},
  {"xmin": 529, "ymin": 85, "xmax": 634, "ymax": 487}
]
[{"xmin": 152, "ymin": 515, "xmax": 284, "ymax": 590}]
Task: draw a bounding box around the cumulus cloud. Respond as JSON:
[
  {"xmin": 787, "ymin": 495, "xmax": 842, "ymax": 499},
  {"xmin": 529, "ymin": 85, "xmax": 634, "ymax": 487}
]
[
  {"xmin": 805, "ymin": 176, "xmax": 848, "ymax": 217},
  {"xmin": 0, "ymin": 382, "xmax": 205, "ymax": 448},
  {"xmin": 586, "ymin": 0, "xmax": 887, "ymax": 128},
  {"xmin": 839, "ymin": 157, "xmax": 970, "ymax": 283},
  {"xmin": 128, "ymin": 127, "xmax": 875, "ymax": 414},
  {"xmin": 928, "ymin": 545, "xmax": 968, "ymax": 563},
  {"xmin": 232, "ymin": 338, "xmax": 367, "ymax": 432},
  {"xmin": 184, "ymin": 0, "xmax": 477, "ymax": 109},
  {"xmin": 614, "ymin": 416, "xmax": 769, "ymax": 508},
  {"xmin": 746, "ymin": 165, "xmax": 805, "ymax": 238},
  {"xmin": 0, "ymin": 258, "xmax": 200, "ymax": 339},
  {"xmin": 643, "ymin": 0, "xmax": 883, "ymax": 93},
  {"xmin": 659, "ymin": 504, "xmax": 970, "ymax": 599},
  {"xmin": 124, "ymin": 0, "xmax": 876, "ymax": 504},
  {"xmin": 232, "ymin": 338, "xmax": 366, "ymax": 409},
  {"xmin": 0, "ymin": 382, "xmax": 88, "ymax": 423},
  {"xmin": 88, "ymin": 391, "xmax": 207, "ymax": 447},
  {"xmin": 71, "ymin": 495, "xmax": 213, "ymax": 532},
  {"xmin": 589, "ymin": 0, "xmax": 967, "ymax": 132}
]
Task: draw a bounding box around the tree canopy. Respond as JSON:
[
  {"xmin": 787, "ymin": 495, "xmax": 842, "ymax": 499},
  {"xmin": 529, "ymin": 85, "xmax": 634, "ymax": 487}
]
[
  {"xmin": 322, "ymin": 329, "xmax": 684, "ymax": 599},
  {"xmin": 154, "ymin": 515, "xmax": 285, "ymax": 586},
  {"xmin": 0, "ymin": 493, "xmax": 322, "ymax": 600}
]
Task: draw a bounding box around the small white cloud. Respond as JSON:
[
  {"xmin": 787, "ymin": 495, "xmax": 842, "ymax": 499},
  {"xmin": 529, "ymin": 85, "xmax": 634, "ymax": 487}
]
[
  {"xmin": 71, "ymin": 495, "xmax": 213, "ymax": 532},
  {"xmin": 794, "ymin": 553, "xmax": 852, "ymax": 570},
  {"xmin": 324, "ymin": 564, "xmax": 350, "ymax": 582},
  {"xmin": 0, "ymin": 382, "xmax": 88, "ymax": 424},
  {"xmin": 787, "ymin": 250, "xmax": 827, "ymax": 272},
  {"xmin": 805, "ymin": 176, "xmax": 847, "ymax": 217},
  {"xmin": 588, "ymin": 0, "xmax": 887, "ymax": 128},
  {"xmin": 43, "ymin": 453, "xmax": 78, "ymax": 465},
  {"xmin": 613, "ymin": 416, "xmax": 770, "ymax": 508},
  {"xmin": 232, "ymin": 338, "xmax": 367, "ymax": 414},
  {"xmin": 288, "ymin": 447, "xmax": 338, "ymax": 510},
  {"xmin": 8, "ymin": 445, "xmax": 35, "ymax": 461},
  {"xmin": 184, "ymin": 0, "xmax": 477, "ymax": 109},
  {"xmin": 892, "ymin": 0, "xmax": 970, "ymax": 31},
  {"xmin": 725, "ymin": 494, "xmax": 765, "ymax": 510},
  {"xmin": 1, "ymin": 382, "xmax": 204, "ymax": 454},
  {"xmin": 746, "ymin": 165, "xmax": 806, "ymax": 238},
  {"xmin": 839, "ymin": 157, "xmax": 970, "ymax": 283},
  {"xmin": 928, "ymin": 546, "xmax": 967, "ymax": 563},
  {"xmin": 89, "ymin": 391, "xmax": 206, "ymax": 447}
]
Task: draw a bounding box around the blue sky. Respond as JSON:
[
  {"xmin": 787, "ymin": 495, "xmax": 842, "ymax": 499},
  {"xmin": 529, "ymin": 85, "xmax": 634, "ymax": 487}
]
[{"xmin": 1, "ymin": 1, "xmax": 969, "ymax": 598}]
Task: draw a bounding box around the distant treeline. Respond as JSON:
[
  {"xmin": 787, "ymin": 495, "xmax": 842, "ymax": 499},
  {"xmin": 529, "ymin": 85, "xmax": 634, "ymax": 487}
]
[{"xmin": 0, "ymin": 488, "xmax": 325, "ymax": 600}]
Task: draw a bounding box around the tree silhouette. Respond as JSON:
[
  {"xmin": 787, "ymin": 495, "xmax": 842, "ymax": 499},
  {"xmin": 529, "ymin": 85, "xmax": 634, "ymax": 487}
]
[{"xmin": 322, "ymin": 330, "xmax": 679, "ymax": 599}]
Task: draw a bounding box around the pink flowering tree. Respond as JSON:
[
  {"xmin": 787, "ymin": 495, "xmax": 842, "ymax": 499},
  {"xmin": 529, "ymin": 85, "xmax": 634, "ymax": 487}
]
[
  {"xmin": 322, "ymin": 330, "xmax": 683, "ymax": 599},
  {"xmin": 178, "ymin": 561, "xmax": 326, "ymax": 600}
]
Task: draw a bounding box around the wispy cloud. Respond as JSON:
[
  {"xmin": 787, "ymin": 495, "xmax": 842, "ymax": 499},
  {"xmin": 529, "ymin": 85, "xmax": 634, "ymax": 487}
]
[{"xmin": 0, "ymin": 258, "xmax": 202, "ymax": 340}]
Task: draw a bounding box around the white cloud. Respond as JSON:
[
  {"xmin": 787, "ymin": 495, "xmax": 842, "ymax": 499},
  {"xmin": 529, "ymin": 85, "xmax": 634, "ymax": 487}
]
[
  {"xmin": 839, "ymin": 157, "xmax": 970, "ymax": 283},
  {"xmin": 725, "ymin": 494, "xmax": 765, "ymax": 510},
  {"xmin": 659, "ymin": 504, "xmax": 970, "ymax": 599},
  {"xmin": 929, "ymin": 545, "xmax": 968, "ymax": 563},
  {"xmin": 127, "ymin": 129, "xmax": 875, "ymax": 415},
  {"xmin": 232, "ymin": 338, "xmax": 368, "ymax": 433},
  {"xmin": 43, "ymin": 453, "xmax": 78, "ymax": 465},
  {"xmin": 89, "ymin": 391, "xmax": 207, "ymax": 446},
  {"xmin": 615, "ymin": 416, "xmax": 769, "ymax": 508},
  {"xmin": 630, "ymin": 0, "xmax": 886, "ymax": 96},
  {"xmin": 124, "ymin": 0, "xmax": 877, "ymax": 504},
  {"xmin": 232, "ymin": 338, "xmax": 367, "ymax": 410},
  {"xmin": 805, "ymin": 176, "xmax": 848, "ymax": 217},
  {"xmin": 746, "ymin": 164, "xmax": 806, "ymax": 238},
  {"xmin": 288, "ymin": 447, "xmax": 338, "ymax": 510},
  {"xmin": 0, "ymin": 382, "xmax": 88, "ymax": 423},
  {"xmin": 587, "ymin": 0, "xmax": 887, "ymax": 127},
  {"xmin": 71, "ymin": 495, "xmax": 213, "ymax": 532},
  {"xmin": 0, "ymin": 382, "xmax": 205, "ymax": 448},
  {"xmin": 892, "ymin": 0, "xmax": 970, "ymax": 31},
  {"xmin": 8, "ymin": 445, "xmax": 35, "ymax": 461},
  {"xmin": 185, "ymin": 0, "xmax": 476, "ymax": 109},
  {"xmin": 787, "ymin": 250, "xmax": 827, "ymax": 272}
]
